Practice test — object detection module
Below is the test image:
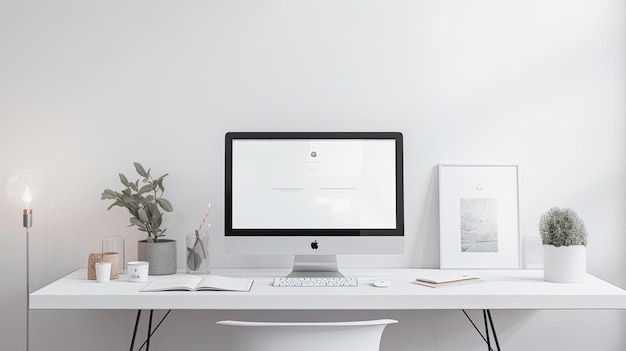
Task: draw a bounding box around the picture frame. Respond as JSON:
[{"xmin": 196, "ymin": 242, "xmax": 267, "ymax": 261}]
[{"xmin": 438, "ymin": 164, "xmax": 520, "ymax": 269}]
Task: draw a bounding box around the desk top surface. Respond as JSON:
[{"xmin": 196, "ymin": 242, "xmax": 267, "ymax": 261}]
[{"xmin": 30, "ymin": 268, "xmax": 626, "ymax": 310}]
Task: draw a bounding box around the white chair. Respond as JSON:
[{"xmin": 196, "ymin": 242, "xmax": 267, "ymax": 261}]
[{"xmin": 217, "ymin": 319, "xmax": 397, "ymax": 351}]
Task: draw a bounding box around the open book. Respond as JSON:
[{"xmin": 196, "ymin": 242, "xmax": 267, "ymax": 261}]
[
  {"xmin": 412, "ymin": 272, "xmax": 482, "ymax": 288},
  {"xmin": 141, "ymin": 275, "xmax": 254, "ymax": 292}
]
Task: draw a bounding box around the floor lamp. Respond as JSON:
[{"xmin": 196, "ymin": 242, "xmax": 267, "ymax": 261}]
[{"xmin": 8, "ymin": 174, "xmax": 36, "ymax": 351}]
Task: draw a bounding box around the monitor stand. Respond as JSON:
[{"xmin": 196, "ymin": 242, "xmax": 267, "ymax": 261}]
[{"xmin": 286, "ymin": 255, "xmax": 345, "ymax": 278}]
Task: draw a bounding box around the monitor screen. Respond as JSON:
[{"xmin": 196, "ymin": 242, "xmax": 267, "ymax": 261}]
[{"xmin": 225, "ymin": 132, "xmax": 404, "ymax": 276}]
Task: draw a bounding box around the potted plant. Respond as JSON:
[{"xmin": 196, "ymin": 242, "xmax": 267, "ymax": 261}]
[
  {"xmin": 539, "ymin": 207, "xmax": 588, "ymax": 283},
  {"xmin": 101, "ymin": 162, "xmax": 176, "ymax": 275}
]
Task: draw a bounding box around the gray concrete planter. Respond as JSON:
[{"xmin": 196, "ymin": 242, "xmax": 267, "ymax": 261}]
[{"xmin": 137, "ymin": 239, "xmax": 177, "ymax": 275}]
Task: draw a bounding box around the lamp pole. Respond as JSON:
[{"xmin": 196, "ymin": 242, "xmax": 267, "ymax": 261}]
[{"xmin": 23, "ymin": 207, "xmax": 32, "ymax": 351}]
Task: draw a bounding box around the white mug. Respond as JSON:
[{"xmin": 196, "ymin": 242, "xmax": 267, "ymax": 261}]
[
  {"xmin": 95, "ymin": 262, "xmax": 112, "ymax": 283},
  {"xmin": 127, "ymin": 261, "xmax": 149, "ymax": 282}
]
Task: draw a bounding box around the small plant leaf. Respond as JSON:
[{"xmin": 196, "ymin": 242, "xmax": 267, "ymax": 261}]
[
  {"xmin": 157, "ymin": 174, "xmax": 168, "ymax": 192},
  {"xmin": 137, "ymin": 207, "xmax": 150, "ymax": 223},
  {"xmin": 147, "ymin": 202, "xmax": 159, "ymax": 219},
  {"xmin": 129, "ymin": 217, "xmax": 145, "ymax": 228},
  {"xmin": 106, "ymin": 200, "xmax": 122, "ymax": 210},
  {"xmin": 156, "ymin": 198, "xmax": 173, "ymax": 212},
  {"xmin": 101, "ymin": 189, "xmax": 117, "ymax": 200},
  {"xmin": 122, "ymin": 195, "xmax": 135, "ymax": 204},
  {"xmin": 138, "ymin": 184, "xmax": 153, "ymax": 195},
  {"xmin": 134, "ymin": 162, "xmax": 147, "ymax": 177},
  {"xmin": 119, "ymin": 173, "xmax": 130, "ymax": 187},
  {"xmin": 144, "ymin": 195, "xmax": 155, "ymax": 203}
]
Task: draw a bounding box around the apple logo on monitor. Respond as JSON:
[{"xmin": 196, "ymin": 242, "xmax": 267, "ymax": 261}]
[{"xmin": 311, "ymin": 240, "xmax": 319, "ymax": 250}]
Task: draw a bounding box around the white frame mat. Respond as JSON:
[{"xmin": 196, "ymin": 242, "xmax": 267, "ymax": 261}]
[{"xmin": 439, "ymin": 164, "xmax": 520, "ymax": 269}]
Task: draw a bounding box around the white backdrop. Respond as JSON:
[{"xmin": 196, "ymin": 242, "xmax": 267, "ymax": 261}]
[{"xmin": 1, "ymin": 1, "xmax": 625, "ymax": 350}]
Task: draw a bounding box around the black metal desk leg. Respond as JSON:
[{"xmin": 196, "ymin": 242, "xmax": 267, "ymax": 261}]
[
  {"xmin": 129, "ymin": 309, "xmax": 173, "ymax": 351},
  {"xmin": 483, "ymin": 310, "xmax": 491, "ymax": 350},
  {"xmin": 486, "ymin": 310, "xmax": 501, "ymax": 351},
  {"xmin": 146, "ymin": 309, "xmax": 154, "ymax": 351},
  {"xmin": 130, "ymin": 310, "xmax": 142, "ymax": 351},
  {"xmin": 462, "ymin": 309, "xmax": 502, "ymax": 351}
]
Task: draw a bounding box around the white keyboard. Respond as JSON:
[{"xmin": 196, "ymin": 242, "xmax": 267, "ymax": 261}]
[{"xmin": 273, "ymin": 277, "xmax": 358, "ymax": 287}]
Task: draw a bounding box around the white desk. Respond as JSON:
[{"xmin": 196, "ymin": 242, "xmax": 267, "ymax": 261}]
[{"xmin": 31, "ymin": 268, "xmax": 626, "ymax": 311}]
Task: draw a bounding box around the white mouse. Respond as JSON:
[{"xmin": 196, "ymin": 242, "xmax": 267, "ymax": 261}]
[{"xmin": 373, "ymin": 279, "xmax": 391, "ymax": 288}]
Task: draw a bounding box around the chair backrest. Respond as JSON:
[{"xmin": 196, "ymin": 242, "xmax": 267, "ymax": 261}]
[{"xmin": 217, "ymin": 319, "xmax": 398, "ymax": 351}]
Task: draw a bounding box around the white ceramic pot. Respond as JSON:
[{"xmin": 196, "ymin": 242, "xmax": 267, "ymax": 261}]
[{"xmin": 543, "ymin": 245, "xmax": 586, "ymax": 283}]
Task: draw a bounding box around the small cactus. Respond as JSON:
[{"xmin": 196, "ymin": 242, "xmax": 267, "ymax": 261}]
[{"xmin": 539, "ymin": 207, "xmax": 588, "ymax": 247}]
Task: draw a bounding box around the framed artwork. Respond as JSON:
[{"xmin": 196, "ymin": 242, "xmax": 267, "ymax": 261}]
[{"xmin": 439, "ymin": 164, "xmax": 520, "ymax": 269}]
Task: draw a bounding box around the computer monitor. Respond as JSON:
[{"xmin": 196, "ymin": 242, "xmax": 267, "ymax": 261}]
[{"xmin": 225, "ymin": 132, "xmax": 404, "ymax": 277}]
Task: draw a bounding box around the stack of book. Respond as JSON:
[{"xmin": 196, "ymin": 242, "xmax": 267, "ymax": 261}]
[{"xmin": 412, "ymin": 272, "xmax": 482, "ymax": 288}]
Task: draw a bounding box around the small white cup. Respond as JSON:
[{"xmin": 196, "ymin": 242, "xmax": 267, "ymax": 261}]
[
  {"xmin": 95, "ymin": 262, "xmax": 112, "ymax": 283},
  {"xmin": 127, "ymin": 261, "xmax": 149, "ymax": 282}
]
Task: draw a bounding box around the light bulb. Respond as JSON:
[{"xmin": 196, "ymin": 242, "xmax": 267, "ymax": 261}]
[
  {"xmin": 7, "ymin": 171, "xmax": 44, "ymax": 228},
  {"xmin": 22, "ymin": 186, "xmax": 32, "ymax": 210},
  {"xmin": 7, "ymin": 171, "xmax": 43, "ymax": 209}
]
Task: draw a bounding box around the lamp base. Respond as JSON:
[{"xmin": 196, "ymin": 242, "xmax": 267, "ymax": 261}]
[{"xmin": 23, "ymin": 209, "xmax": 32, "ymax": 228}]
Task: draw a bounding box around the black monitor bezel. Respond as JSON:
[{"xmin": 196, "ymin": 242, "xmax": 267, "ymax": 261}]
[{"xmin": 225, "ymin": 132, "xmax": 404, "ymax": 237}]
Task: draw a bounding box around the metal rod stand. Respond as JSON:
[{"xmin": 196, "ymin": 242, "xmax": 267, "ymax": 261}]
[
  {"xmin": 25, "ymin": 226, "xmax": 30, "ymax": 351},
  {"xmin": 462, "ymin": 309, "xmax": 501, "ymax": 351},
  {"xmin": 129, "ymin": 309, "xmax": 172, "ymax": 351}
]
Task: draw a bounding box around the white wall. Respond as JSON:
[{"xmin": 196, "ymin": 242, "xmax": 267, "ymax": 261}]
[{"xmin": 1, "ymin": 1, "xmax": 625, "ymax": 350}]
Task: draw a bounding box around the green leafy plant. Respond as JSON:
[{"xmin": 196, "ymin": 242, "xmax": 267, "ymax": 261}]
[
  {"xmin": 539, "ymin": 207, "xmax": 588, "ymax": 247},
  {"xmin": 101, "ymin": 162, "xmax": 173, "ymax": 242}
]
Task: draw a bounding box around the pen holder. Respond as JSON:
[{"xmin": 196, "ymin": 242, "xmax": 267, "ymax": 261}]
[{"xmin": 186, "ymin": 233, "xmax": 210, "ymax": 274}]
